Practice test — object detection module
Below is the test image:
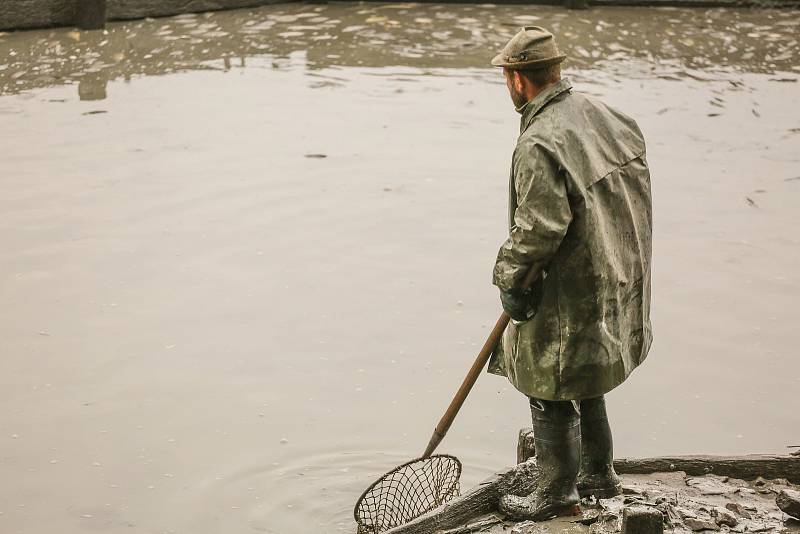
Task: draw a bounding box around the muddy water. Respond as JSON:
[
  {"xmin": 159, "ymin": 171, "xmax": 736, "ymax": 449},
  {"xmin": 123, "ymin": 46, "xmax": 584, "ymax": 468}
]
[{"xmin": 1, "ymin": 3, "xmax": 799, "ymax": 534}]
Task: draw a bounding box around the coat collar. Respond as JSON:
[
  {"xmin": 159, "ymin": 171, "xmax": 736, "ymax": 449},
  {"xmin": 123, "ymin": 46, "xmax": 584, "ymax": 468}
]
[{"xmin": 518, "ymin": 78, "xmax": 573, "ymax": 133}]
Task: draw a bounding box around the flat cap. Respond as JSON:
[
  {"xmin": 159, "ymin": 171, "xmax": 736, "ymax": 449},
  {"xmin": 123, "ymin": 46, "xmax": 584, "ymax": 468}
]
[{"xmin": 491, "ymin": 26, "xmax": 567, "ymax": 70}]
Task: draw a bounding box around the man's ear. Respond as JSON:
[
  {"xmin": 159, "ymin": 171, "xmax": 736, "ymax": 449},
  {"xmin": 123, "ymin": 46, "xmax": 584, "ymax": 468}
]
[
  {"xmin": 510, "ymin": 69, "xmax": 524, "ymax": 92},
  {"xmin": 505, "ymin": 68, "xmax": 514, "ymax": 85}
]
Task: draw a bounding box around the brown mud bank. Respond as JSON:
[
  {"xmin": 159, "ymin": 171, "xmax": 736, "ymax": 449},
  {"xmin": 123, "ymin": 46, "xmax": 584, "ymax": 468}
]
[
  {"xmin": 378, "ymin": 433, "xmax": 800, "ymax": 533},
  {"xmin": 0, "ymin": 0, "xmax": 289, "ymax": 32},
  {"xmin": 1, "ymin": 0, "xmax": 799, "ymax": 32},
  {"xmin": 383, "ymin": 447, "xmax": 800, "ymax": 534},
  {"xmin": 2, "ymin": 2, "xmax": 798, "ymax": 97},
  {"xmin": 464, "ymin": 471, "xmax": 800, "ymax": 534}
]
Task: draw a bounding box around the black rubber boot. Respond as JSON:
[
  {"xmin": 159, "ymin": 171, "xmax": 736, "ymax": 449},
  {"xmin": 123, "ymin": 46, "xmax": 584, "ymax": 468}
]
[
  {"xmin": 499, "ymin": 398, "xmax": 581, "ymax": 521},
  {"xmin": 577, "ymin": 396, "xmax": 622, "ymax": 499}
]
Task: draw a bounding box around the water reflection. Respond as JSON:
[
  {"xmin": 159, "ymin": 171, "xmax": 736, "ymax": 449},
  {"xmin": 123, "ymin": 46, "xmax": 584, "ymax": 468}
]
[
  {"xmin": 0, "ymin": 3, "xmax": 798, "ymax": 97},
  {"xmin": 78, "ymin": 71, "xmax": 109, "ymax": 100}
]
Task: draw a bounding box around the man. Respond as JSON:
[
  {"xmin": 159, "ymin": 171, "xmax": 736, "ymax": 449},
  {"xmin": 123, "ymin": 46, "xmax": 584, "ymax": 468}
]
[{"xmin": 486, "ymin": 27, "xmax": 653, "ymax": 521}]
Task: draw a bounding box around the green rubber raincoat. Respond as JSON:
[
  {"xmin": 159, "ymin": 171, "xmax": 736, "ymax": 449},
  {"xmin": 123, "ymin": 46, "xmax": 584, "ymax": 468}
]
[{"xmin": 487, "ymin": 78, "xmax": 653, "ymax": 401}]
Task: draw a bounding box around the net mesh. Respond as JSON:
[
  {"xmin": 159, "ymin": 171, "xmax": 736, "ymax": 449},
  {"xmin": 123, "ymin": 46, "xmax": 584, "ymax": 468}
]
[{"xmin": 354, "ymin": 454, "xmax": 462, "ymax": 534}]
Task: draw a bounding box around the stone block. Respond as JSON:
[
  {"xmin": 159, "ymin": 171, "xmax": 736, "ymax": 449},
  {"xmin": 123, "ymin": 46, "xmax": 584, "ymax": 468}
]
[
  {"xmin": 776, "ymin": 488, "xmax": 800, "ymax": 519},
  {"xmin": 622, "ymin": 505, "xmax": 664, "ymax": 534}
]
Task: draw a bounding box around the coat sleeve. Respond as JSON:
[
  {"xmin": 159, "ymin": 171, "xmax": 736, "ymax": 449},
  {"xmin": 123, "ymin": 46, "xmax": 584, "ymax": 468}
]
[{"xmin": 492, "ymin": 141, "xmax": 572, "ymax": 292}]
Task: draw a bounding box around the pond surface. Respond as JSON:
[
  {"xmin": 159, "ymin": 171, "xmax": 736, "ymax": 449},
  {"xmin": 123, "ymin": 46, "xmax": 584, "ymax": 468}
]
[{"xmin": 1, "ymin": 3, "xmax": 799, "ymax": 534}]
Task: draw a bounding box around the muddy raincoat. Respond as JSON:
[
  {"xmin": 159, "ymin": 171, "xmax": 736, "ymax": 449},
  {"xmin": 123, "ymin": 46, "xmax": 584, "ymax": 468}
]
[{"xmin": 487, "ymin": 78, "xmax": 653, "ymax": 401}]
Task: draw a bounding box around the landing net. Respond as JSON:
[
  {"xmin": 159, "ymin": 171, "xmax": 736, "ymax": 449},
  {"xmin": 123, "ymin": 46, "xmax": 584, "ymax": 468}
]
[{"xmin": 354, "ymin": 454, "xmax": 462, "ymax": 534}]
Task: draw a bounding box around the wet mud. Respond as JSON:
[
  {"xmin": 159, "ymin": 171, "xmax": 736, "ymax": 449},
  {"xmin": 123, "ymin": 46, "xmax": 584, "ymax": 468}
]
[
  {"xmin": 480, "ymin": 472, "xmax": 800, "ymax": 533},
  {"xmin": 1, "ymin": 3, "xmax": 799, "ymax": 534}
]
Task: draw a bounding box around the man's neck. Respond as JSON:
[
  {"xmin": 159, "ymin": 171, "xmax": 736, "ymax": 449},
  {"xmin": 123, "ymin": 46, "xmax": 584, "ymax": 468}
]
[
  {"xmin": 515, "ymin": 80, "xmax": 559, "ymax": 114},
  {"xmin": 527, "ymin": 79, "xmax": 559, "ymax": 104}
]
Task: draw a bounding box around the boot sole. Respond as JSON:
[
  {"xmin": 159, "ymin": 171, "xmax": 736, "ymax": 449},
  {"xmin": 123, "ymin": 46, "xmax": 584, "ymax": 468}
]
[{"xmin": 578, "ymin": 484, "xmax": 622, "ymax": 499}]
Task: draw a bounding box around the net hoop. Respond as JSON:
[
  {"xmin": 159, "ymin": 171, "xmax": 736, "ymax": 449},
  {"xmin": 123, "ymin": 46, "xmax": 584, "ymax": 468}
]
[{"xmin": 353, "ymin": 454, "xmax": 462, "ymax": 534}]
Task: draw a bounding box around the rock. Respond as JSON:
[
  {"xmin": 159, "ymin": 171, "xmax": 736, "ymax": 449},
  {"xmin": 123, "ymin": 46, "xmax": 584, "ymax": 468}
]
[
  {"xmin": 675, "ymin": 507, "xmax": 698, "ymax": 520},
  {"xmin": 509, "ymin": 521, "xmax": 541, "ymax": 534},
  {"xmin": 623, "ymin": 495, "xmax": 645, "ymax": 505},
  {"xmin": 622, "ymin": 485, "xmax": 645, "ymax": 496},
  {"xmin": 725, "ymin": 502, "xmax": 752, "ymax": 519},
  {"xmin": 684, "ymin": 517, "xmax": 719, "ymax": 531},
  {"xmin": 570, "ymin": 508, "xmax": 600, "ymax": 526},
  {"xmin": 752, "ymin": 477, "xmax": 774, "ymax": 494},
  {"xmin": 685, "ymin": 476, "xmax": 730, "ymax": 496},
  {"xmin": 621, "ymin": 505, "xmax": 664, "ymax": 534},
  {"xmin": 711, "ymin": 507, "xmax": 738, "ymax": 527},
  {"xmin": 776, "ymin": 488, "xmax": 800, "ymax": 519}
]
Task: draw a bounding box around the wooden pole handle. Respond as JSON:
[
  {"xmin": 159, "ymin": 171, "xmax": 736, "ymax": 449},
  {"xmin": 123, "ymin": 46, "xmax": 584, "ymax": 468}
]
[{"xmin": 422, "ymin": 268, "xmax": 540, "ymax": 458}]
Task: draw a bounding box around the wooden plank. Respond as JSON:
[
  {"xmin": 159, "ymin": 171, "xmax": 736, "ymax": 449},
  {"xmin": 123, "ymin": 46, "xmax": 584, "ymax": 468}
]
[
  {"xmin": 614, "ymin": 455, "xmax": 800, "ymax": 484},
  {"xmin": 383, "ymin": 460, "xmax": 538, "ymax": 534},
  {"xmin": 518, "ymin": 429, "xmax": 800, "ymax": 483}
]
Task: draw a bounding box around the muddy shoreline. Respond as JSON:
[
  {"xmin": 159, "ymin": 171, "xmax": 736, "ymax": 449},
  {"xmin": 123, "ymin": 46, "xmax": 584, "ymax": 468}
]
[
  {"xmin": 482, "ymin": 471, "xmax": 800, "ymax": 534},
  {"xmin": 2, "ymin": 3, "xmax": 798, "ymax": 98},
  {"xmin": 0, "ymin": 0, "xmax": 288, "ymax": 32},
  {"xmin": 1, "ymin": 0, "xmax": 799, "ymax": 32},
  {"xmin": 379, "ymin": 443, "xmax": 800, "ymax": 533}
]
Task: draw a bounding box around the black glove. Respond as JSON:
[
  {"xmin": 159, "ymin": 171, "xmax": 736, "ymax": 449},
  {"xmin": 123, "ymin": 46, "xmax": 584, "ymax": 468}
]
[{"xmin": 500, "ymin": 288, "xmax": 534, "ymax": 322}]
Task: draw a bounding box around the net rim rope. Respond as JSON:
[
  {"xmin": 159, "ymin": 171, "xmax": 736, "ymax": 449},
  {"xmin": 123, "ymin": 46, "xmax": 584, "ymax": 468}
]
[{"xmin": 354, "ymin": 454, "xmax": 462, "ymax": 534}]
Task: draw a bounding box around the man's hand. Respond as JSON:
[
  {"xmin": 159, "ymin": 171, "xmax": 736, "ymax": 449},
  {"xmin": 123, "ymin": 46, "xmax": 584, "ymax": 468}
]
[{"xmin": 500, "ymin": 288, "xmax": 535, "ymax": 322}]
